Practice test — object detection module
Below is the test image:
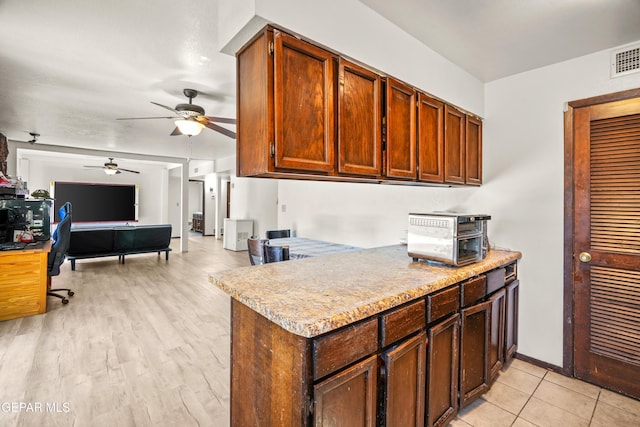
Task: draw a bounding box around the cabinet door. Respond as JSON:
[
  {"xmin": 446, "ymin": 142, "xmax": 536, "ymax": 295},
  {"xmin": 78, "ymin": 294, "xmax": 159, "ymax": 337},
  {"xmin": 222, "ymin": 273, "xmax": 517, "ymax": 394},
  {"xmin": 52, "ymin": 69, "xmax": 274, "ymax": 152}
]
[
  {"xmin": 505, "ymin": 280, "xmax": 520, "ymax": 363},
  {"xmin": 386, "ymin": 77, "xmax": 417, "ymax": 179},
  {"xmin": 338, "ymin": 59, "xmax": 382, "ymax": 176},
  {"xmin": 383, "ymin": 332, "xmax": 427, "ymax": 427},
  {"xmin": 426, "ymin": 313, "xmax": 459, "ymax": 427},
  {"xmin": 417, "ymin": 93, "xmax": 444, "ymax": 182},
  {"xmin": 314, "ymin": 356, "xmax": 377, "ymax": 427},
  {"xmin": 273, "ymin": 30, "xmax": 336, "ymax": 173},
  {"xmin": 460, "ymin": 300, "xmax": 491, "ymax": 407},
  {"xmin": 444, "ymin": 105, "xmax": 466, "ymax": 184},
  {"xmin": 488, "ymin": 289, "xmax": 506, "ymax": 383},
  {"xmin": 465, "ymin": 115, "xmax": 482, "ymax": 185}
]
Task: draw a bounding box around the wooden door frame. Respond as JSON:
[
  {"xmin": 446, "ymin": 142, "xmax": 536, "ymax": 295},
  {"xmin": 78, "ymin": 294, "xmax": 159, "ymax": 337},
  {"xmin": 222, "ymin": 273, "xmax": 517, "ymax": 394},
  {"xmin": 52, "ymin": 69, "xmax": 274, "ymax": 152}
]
[{"xmin": 563, "ymin": 87, "xmax": 640, "ymax": 375}]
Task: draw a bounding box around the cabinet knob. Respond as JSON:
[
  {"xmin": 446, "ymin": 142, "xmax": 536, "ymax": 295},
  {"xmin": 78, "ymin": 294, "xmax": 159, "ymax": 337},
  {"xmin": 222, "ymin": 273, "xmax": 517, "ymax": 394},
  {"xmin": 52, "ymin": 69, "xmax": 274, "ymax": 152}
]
[{"xmin": 579, "ymin": 252, "xmax": 592, "ymax": 263}]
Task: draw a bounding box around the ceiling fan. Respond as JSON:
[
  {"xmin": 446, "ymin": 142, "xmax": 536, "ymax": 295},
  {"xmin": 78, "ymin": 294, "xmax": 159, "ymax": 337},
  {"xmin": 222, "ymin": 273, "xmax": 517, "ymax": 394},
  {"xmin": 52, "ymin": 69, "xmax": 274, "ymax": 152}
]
[
  {"xmin": 117, "ymin": 88, "xmax": 236, "ymax": 139},
  {"xmin": 84, "ymin": 158, "xmax": 140, "ymax": 175}
]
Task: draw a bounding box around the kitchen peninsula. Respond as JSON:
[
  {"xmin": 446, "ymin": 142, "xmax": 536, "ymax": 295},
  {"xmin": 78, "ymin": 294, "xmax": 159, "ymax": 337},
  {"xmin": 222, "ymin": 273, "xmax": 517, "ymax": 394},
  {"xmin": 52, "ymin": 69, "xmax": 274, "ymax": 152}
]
[{"xmin": 210, "ymin": 245, "xmax": 521, "ymax": 426}]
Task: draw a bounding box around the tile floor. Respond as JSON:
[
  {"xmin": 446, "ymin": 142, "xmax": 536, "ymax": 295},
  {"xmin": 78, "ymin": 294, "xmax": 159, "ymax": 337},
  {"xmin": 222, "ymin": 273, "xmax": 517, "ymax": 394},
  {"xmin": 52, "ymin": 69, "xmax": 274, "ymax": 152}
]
[{"xmin": 451, "ymin": 358, "xmax": 640, "ymax": 426}]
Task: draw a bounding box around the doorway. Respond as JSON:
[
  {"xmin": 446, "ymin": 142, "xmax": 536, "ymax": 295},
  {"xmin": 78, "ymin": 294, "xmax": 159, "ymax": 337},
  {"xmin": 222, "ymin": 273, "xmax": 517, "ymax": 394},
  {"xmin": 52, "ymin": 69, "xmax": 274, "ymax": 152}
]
[{"xmin": 565, "ymin": 88, "xmax": 640, "ymax": 398}]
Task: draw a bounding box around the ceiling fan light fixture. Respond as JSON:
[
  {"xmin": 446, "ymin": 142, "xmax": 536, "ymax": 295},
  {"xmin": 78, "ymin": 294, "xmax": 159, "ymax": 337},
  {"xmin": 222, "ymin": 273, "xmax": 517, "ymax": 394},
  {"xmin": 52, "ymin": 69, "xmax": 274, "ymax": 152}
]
[
  {"xmin": 175, "ymin": 119, "xmax": 204, "ymax": 136},
  {"xmin": 104, "ymin": 168, "xmax": 118, "ymax": 175}
]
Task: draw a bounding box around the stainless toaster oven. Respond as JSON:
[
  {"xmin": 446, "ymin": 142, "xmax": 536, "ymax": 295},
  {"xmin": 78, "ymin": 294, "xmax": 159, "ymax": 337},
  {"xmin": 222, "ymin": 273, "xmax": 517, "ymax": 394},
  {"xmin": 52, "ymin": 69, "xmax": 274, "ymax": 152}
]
[{"xmin": 407, "ymin": 213, "xmax": 491, "ymax": 266}]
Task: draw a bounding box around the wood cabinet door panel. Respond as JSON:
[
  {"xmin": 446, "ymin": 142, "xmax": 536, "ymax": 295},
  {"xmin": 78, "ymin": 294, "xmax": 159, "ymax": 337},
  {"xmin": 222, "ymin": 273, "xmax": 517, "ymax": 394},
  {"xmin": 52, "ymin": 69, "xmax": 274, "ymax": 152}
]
[
  {"xmin": 444, "ymin": 105, "xmax": 466, "ymax": 184},
  {"xmin": 417, "ymin": 93, "xmax": 445, "ymax": 182},
  {"xmin": 236, "ymin": 28, "xmax": 272, "ymax": 177},
  {"xmin": 426, "ymin": 313, "xmax": 459, "ymax": 427},
  {"xmin": 314, "ymin": 355, "xmax": 377, "ymax": 427},
  {"xmin": 386, "ymin": 77, "xmax": 417, "ymax": 179},
  {"xmin": 338, "ymin": 59, "xmax": 382, "ymax": 176},
  {"xmin": 488, "ymin": 289, "xmax": 506, "ymax": 383},
  {"xmin": 460, "ymin": 300, "xmax": 491, "ymax": 407},
  {"xmin": 274, "ymin": 30, "xmax": 336, "ymax": 172},
  {"xmin": 384, "ymin": 332, "xmax": 427, "ymax": 427},
  {"xmin": 465, "ymin": 115, "xmax": 482, "ymax": 185},
  {"xmin": 504, "ymin": 279, "xmax": 519, "ymax": 363}
]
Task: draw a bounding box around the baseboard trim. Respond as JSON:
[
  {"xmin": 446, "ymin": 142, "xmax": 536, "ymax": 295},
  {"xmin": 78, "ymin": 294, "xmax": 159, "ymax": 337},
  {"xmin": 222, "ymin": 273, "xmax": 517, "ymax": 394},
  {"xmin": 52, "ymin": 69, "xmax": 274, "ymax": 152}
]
[{"xmin": 514, "ymin": 352, "xmax": 566, "ymax": 375}]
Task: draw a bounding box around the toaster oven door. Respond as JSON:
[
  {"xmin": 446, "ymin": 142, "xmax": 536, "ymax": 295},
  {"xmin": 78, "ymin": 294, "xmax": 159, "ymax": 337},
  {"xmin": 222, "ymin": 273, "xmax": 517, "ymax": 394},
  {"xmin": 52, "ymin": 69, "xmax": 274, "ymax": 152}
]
[{"xmin": 455, "ymin": 235, "xmax": 484, "ymax": 265}]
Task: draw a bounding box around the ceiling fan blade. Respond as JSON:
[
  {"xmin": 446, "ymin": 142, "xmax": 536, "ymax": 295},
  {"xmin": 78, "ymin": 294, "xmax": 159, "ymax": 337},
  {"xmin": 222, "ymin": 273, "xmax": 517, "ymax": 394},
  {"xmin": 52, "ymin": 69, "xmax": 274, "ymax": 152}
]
[
  {"xmin": 203, "ymin": 116, "xmax": 236, "ymax": 124},
  {"xmin": 204, "ymin": 122, "xmax": 237, "ymax": 139},
  {"xmin": 118, "ymin": 168, "xmax": 140, "ymax": 174},
  {"xmin": 170, "ymin": 127, "xmax": 182, "ymax": 136},
  {"xmin": 116, "ymin": 116, "xmax": 177, "ymax": 120},
  {"xmin": 83, "ymin": 165, "xmax": 105, "ymax": 169},
  {"xmin": 151, "ymin": 101, "xmax": 180, "ymax": 114}
]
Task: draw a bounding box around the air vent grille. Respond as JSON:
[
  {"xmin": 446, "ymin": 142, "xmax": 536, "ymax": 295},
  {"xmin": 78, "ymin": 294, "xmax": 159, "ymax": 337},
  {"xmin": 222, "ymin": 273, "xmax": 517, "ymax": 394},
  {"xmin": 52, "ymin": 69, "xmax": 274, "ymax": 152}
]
[{"xmin": 611, "ymin": 45, "xmax": 640, "ymax": 78}]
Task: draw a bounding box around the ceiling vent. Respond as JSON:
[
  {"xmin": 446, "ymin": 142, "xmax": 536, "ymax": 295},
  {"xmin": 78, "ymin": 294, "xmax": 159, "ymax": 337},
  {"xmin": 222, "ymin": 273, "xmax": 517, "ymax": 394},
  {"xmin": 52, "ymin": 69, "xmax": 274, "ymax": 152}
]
[{"xmin": 611, "ymin": 44, "xmax": 640, "ymax": 78}]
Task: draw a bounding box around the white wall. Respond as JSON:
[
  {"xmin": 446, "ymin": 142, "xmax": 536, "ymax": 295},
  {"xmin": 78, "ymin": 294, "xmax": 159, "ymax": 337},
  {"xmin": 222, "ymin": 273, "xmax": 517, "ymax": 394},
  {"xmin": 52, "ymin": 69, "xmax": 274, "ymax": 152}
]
[
  {"xmin": 483, "ymin": 43, "xmax": 640, "ymax": 366},
  {"xmin": 230, "ymin": 176, "xmax": 277, "ymax": 239},
  {"xmin": 204, "ymin": 173, "xmax": 218, "ymax": 236},
  {"xmin": 22, "ymin": 156, "xmax": 169, "ymax": 226},
  {"xmin": 168, "ymin": 168, "xmax": 181, "ymax": 237}
]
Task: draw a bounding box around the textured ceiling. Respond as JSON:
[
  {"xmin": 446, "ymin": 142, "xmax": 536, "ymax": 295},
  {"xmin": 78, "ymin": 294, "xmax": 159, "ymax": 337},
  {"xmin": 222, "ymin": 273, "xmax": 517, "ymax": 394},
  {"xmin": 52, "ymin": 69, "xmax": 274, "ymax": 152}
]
[{"xmin": 361, "ymin": 0, "xmax": 640, "ymax": 81}]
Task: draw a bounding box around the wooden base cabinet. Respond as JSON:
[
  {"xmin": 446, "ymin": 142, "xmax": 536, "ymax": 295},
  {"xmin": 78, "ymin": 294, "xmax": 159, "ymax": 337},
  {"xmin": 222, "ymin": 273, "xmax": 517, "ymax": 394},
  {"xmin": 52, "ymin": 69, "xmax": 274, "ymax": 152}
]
[
  {"xmin": 229, "ymin": 262, "xmax": 518, "ymax": 427},
  {"xmin": 460, "ymin": 300, "xmax": 491, "ymax": 407},
  {"xmin": 314, "ymin": 356, "xmax": 377, "ymax": 427},
  {"xmin": 426, "ymin": 313, "xmax": 460, "ymax": 427},
  {"xmin": 505, "ymin": 279, "xmax": 520, "ymax": 363},
  {"xmin": 488, "ymin": 288, "xmax": 506, "ymax": 383},
  {"xmin": 383, "ymin": 332, "xmax": 427, "ymax": 427}
]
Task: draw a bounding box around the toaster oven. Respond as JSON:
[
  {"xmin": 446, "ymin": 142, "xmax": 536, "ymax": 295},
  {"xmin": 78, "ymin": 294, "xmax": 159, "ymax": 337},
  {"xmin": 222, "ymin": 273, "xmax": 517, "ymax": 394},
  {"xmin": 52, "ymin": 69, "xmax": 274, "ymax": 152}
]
[{"xmin": 407, "ymin": 213, "xmax": 491, "ymax": 266}]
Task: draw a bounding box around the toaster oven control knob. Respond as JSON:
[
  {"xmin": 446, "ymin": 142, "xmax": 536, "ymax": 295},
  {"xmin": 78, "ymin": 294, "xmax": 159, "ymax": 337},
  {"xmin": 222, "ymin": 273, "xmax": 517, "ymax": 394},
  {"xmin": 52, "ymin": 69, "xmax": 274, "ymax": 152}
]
[{"xmin": 579, "ymin": 252, "xmax": 592, "ymax": 263}]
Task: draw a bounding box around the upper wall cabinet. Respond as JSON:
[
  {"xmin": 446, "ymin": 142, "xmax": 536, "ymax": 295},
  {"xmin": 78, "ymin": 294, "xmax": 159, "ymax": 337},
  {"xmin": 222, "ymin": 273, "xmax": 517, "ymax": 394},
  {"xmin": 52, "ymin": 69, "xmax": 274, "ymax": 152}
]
[
  {"xmin": 338, "ymin": 59, "xmax": 383, "ymax": 177},
  {"xmin": 444, "ymin": 105, "xmax": 467, "ymax": 184},
  {"xmin": 237, "ymin": 27, "xmax": 336, "ymax": 176},
  {"xmin": 465, "ymin": 115, "xmax": 483, "ymax": 185},
  {"xmin": 386, "ymin": 77, "xmax": 417, "ymax": 179},
  {"xmin": 236, "ymin": 25, "xmax": 483, "ymax": 186},
  {"xmin": 417, "ymin": 93, "xmax": 445, "ymax": 183}
]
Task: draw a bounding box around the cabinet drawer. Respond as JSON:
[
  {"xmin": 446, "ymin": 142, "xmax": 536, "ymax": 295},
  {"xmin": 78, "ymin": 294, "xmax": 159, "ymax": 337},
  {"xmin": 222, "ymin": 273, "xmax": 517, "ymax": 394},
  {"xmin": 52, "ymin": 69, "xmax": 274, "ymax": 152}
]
[
  {"xmin": 505, "ymin": 262, "xmax": 517, "ymax": 284},
  {"xmin": 313, "ymin": 318, "xmax": 378, "ymax": 380},
  {"xmin": 486, "ymin": 268, "xmax": 506, "ymax": 294},
  {"xmin": 381, "ymin": 299, "xmax": 426, "ymax": 347},
  {"xmin": 427, "ymin": 286, "xmax": 460, "ymax": 323},
  {"xmin": 461, "ymin": 276, "xmax": 487, "ymax": 307}
]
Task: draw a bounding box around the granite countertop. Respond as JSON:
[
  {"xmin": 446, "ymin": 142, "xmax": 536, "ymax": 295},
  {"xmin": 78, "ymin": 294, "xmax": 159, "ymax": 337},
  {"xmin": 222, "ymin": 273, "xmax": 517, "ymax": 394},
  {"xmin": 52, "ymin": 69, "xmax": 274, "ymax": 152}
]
[{"xmin": 209, "ymin": 245, "xmax": 521, "ymax": 338}]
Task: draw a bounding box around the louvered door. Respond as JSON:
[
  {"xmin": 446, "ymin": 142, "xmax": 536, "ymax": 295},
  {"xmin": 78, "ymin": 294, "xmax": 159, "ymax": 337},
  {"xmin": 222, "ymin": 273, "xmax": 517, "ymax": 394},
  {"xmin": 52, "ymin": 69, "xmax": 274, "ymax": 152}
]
[{"xmin": 573, "ymin": 97, "xmax": 640, "ymax": 398}]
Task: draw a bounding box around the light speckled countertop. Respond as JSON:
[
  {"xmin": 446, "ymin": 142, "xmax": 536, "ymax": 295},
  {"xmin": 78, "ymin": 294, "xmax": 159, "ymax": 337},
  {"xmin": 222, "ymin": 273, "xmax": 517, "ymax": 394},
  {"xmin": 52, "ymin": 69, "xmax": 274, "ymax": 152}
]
[{"xmin": 209, "ymin": 245, "xmax": 521, "ymax": 338}]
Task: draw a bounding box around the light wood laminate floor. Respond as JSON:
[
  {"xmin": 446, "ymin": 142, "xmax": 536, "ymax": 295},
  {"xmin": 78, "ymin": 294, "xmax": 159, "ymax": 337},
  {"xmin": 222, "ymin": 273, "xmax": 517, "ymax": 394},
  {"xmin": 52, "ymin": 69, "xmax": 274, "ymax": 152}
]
[{"xmin": 1, "ymin": 236, "xmax": 638, "ymax": 426}]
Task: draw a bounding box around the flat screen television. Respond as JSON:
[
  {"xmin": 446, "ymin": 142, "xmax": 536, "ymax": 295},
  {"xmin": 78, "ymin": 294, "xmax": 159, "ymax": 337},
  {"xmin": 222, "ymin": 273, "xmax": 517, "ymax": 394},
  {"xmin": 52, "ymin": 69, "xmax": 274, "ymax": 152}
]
[{"xmin": 52, "ymin": 182, "xmax": 138, "ymax": 223}]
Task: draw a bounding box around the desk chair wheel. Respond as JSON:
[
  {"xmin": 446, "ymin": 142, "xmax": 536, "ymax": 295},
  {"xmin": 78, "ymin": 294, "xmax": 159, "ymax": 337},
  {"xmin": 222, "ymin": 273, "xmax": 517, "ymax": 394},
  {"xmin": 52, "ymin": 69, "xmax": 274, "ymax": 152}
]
[
  {"xmin": 62, "ymin": 298, "xmax": 69, "ymax": 304},
  {"xmin": 68, "ymin": 291, "xmax": 75, "ymax": 297}
]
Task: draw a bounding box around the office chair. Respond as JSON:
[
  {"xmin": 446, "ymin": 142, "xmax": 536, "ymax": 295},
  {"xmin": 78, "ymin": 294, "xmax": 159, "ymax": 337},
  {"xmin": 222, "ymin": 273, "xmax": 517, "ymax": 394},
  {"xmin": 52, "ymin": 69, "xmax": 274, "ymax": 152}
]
[
  {"xmin": 247, "ymin": 237, "xmax": 268, "ymax": 265},
  {"xmin": 264, "ymin": 243, "xmax": 290, "ymax": 263},
  {"xmin": 48, "ymin": 202, "xmax": 74, "ymax": 304},
  {"xmin": 266, "ymin": 229, "xmax": 291, "ymax": 239}
]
